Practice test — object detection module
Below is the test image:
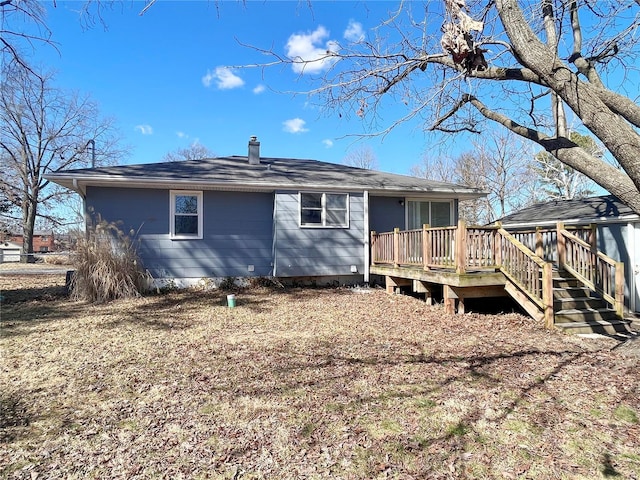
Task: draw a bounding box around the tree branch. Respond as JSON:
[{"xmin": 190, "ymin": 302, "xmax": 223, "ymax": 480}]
[{"xmin": 464, "ymin": 93, "xmax": 639, "ymax": 208}]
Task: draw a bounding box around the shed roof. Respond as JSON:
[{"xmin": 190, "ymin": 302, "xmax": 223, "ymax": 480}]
[
  {"xmin": 45, "ymin": 155, "xmax": 486, "ymax": 199},
  {"xmin": 499, "ymin": 195, "xmax": 638, "ymax": 227}
]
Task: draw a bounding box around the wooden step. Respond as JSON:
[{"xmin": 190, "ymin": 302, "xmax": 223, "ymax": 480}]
[
  {"xmin": 554, "ymin": 296, "xmax": 605, "ymax": 310},
  {"xmin": 553, "ymin": 286, "xmax": 594, "ymax": 299},
  {"xmin": 555, "ymin": 319, "xmax": 633, "ymax": 335},
  {"xmin": 555, "ymin": 307, "xmax": 620, "ymax": 323},
  {"xmin": 553, "ymin": 278, "xmax": 581, "ymax": 289}
]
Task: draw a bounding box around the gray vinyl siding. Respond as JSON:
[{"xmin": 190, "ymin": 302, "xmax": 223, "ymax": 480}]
[
  {"xmin": 369, "ymin": 196, "xmax": 406, "ymax": 233},
  {"xmin": 274, "ymin": 191, "xmax": 365, "ymax": 277},
  {"xmin": 597, "ymin": 223, "xmax": 632, "ymax": 307},
  {"xmin": 86, "ymin": 187, "xmax": 274, "ymax": 278},
  {"xmin": 368, "ymin": 196, "xmax": 459, "ymax": 234}
]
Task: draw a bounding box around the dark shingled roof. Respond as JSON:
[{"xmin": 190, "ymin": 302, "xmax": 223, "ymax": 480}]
[
  {"xmin": 499, "ymin": 195, "xmax": 637, "ymax": 226},
  {"xmin": 45, "ymin": 155, "xmax": 486, "ymax": 198}
]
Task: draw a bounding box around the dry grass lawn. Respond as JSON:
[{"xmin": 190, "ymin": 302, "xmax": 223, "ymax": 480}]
[{"xmin": 1, "ymin": 273, "xmax": 639, "ymax": 479}]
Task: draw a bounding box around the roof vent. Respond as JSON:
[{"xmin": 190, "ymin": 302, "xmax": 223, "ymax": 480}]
[{"xmin": 248, "ymin": 136, "xmax": 260, "ymax": 165}]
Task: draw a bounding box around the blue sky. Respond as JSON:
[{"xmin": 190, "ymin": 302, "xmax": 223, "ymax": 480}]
[{"xmin": 32, "ymin": 1, "xmax": 442, "ymax": 174}]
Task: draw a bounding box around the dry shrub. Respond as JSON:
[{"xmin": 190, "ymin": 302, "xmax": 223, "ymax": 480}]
[
  {"xmin": 70, "ymin": 221, "xmax": 149, "ymax": 303},
  {"xmin": 43, "ymin": 254, "xmax": 72, "ymax": 265}
]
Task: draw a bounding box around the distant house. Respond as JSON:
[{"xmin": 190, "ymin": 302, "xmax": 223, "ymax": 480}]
[
  {"xmin": 500, "ymin": 195, "xmax": 640, "ymax": 313},
  {"xmin": 45, "ymin": 137, "xmax": 486, "ymax": 287},
  {"xmin": 10, "ymin": 231, "xmax": 57, "ymax": 253}
]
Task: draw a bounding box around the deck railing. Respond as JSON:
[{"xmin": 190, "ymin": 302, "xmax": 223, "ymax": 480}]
[
  {"xmin": 371, "ymin": 221, "xmax": 623, "ymax": 324},
  {"xmin": 557, "ymin": 223, "xmax": 624, "ymax": 316},
  {"xmin": 496, "ymin": 227, "xmax": 554, "ymax": 327},
  {"xmin": 372, "ymin": 221, "xmax": 503, "ymax": 273}
]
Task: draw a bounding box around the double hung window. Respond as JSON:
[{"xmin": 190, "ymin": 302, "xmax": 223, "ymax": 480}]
[
  {"xmin": 170, "ymin": 190, "xmax": 203, "ymax": 239},
  {"xmin": 300, "ymin": 192, "xmax": 349, "ymax": 228}
]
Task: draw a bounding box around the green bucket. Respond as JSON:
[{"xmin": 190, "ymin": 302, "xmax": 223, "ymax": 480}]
[{"xmin": 227, "ymin": 294, "xmax": 236, "ymax": 308}]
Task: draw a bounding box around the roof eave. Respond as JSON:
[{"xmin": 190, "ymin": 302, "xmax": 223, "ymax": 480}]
[
  {"xmin": 44, "ymin": 173, "xmax": 488, "ymax": 198},
  {"xmin": 501, "ymin": 214, "xmax": 640, "ymax": 228}
]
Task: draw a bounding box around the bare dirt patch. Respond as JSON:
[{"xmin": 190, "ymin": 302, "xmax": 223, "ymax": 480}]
[{"xmin": 1, "ymin": 274, "xmax": 639, "ymax": 479}]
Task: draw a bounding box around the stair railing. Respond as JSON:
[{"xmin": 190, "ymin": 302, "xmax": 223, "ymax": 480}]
[
  {"xmin": 496, "ymin": 227, "xmax": 554, "ymax": 328},
  {"xmin": 557, "ymin": 222, "xmax": 624, "ymax": 317}
]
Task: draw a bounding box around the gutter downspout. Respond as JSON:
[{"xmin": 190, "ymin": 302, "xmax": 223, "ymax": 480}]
[
  {"xmin": 272, "ymin": 192, "xmax": 278, "ymax": 277},
  {"xmin": 364, "ymin": 190, "xmax": 370, "ymax": 284}
]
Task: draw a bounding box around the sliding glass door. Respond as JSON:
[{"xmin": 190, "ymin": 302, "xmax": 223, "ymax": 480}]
[{"xmin": 407, "ymin": 200, "xmax": 453, "ymax": 229}]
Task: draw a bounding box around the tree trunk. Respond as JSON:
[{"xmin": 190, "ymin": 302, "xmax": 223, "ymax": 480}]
[
  {"xmin": 21, "ymin": 198, "xmax": 36, "ymax": 263},
  {"xmin": 496, "ymin": 0, "xmax": 640, "ymax": 205}
]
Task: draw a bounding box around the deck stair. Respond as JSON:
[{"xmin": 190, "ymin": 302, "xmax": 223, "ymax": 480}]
[{"xmin": 552, "ymin": 269, "xmax": 632, "ymax": 335}]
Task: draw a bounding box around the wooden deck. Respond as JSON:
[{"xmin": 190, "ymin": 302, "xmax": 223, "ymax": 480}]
[{"xmin": 370, "ymin": 221, "xmax": 626, "ymax": 331}]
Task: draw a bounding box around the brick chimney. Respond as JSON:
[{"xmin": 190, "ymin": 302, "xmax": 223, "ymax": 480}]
[{"xmin": 248, "ymin": 136, "xmax": 260, "ymax": 165}]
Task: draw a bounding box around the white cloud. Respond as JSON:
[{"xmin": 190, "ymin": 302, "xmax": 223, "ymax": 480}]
[
  {"xmin": 176, "ymin": 131, "xmax": 188, "ymax": 139},
  {"xmin": 202, "ymin": 67, "xmax": 245, "ymax": 89},
  {"xmin": 285, "ymin": 26, "xmax": 339, "ymax": 74},
  {"xmin": 344, "ymin": 20, "xmax": 364, "ymax": 43},
  {"xmin": 283, "ymin": 118, "xmax": 309, "ymax": 134},
  {"xmin": 135, "ymin": 124, "xmax": 153, "ymax": 135},
  {"xmin": 253, "ymin": 84, "xmax": 266, "ymax": 94},
  {"xmin": 322, "ymin": 139, "xmax": 334, "ymax": 148}
]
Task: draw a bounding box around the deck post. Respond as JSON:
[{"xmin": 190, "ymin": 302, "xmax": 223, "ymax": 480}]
[
  {"xmin": 393, "ymin": 228, "xmax": 400, "ymax": 266},
  {"xmin": 456, "ymin": 219, "xmax": 467, "ymax": 274},
  {"xmin": 542, "ymin": 262, "xmax": 554, "ymax": 329},
  {"xmin": 422, "ymin": 224, "xmax": 431, "ymax": 271},
  {"xmin": 588, "ymin": 223, "xmax": 598, "ymax": 285},
  {"xmin": 494, "ymin": 222, "xmax": 502, "ymax": 268},
  {"xmin": 370, "ymin": 231, "xmax": 377, "ymax": 265},
  {"xmin": 535, "ymin": 227, "xmax": 544, "ymax": 259},
  {"xmin": 588, "ymin": 223, "xmax": 597, "ymax": 250},
  {"xmin": 444, "ymin": 284, "xmax": 457, "ymax": 314},
  {"xmin": 557, "ymin": 222, "xmax": 566, "ymax": 270},
  {"xmin": 615, "ymin": 262, "xmax": 625, "ymax": 317}
]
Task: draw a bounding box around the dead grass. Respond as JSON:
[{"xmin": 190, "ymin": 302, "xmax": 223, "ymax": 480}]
[{"xmin": 1, "ymin": 274, "xmax": 639, "ymax": 479}]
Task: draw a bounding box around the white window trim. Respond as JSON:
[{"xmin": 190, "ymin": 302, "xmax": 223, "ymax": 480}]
[
  {"xmin": 299, "ymin": 192, "xmax": 350, "ymax": 229},
  {"xmin": 170, "ymin": 190, "xmax": 203, "ymax": 240}
]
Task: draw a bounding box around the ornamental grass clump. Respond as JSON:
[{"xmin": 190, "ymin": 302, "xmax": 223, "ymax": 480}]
[{"xmin": 70, "ymin": 221, "xmax": 149, "ymax": 303}]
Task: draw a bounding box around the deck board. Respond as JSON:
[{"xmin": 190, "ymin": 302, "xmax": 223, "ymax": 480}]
[{"xmin": 370, "ymin": 264, "xmax": 506, "ymax": 287}]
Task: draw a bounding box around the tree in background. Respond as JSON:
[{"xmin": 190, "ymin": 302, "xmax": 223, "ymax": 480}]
[
  {"xmin": 342, "ymin": 144, "xmax": 378, "ymax": 170},
  {"xmin": 6, "ymin": 1, "xmax": 638, "ymax": 209},
  {"xmin": 0, "ymin": 63, "xmax": 125, "ymax": 261},
  {"xmin": 247, "ymin": 0, "xmax": 640, "ymax": 213},
  {"xmin": 411, "ymin": 131, "xmax": 534, "ymax": 224},
  {"xmin": 409, "ymin": 156, "xmax": 455, "ymax": 183},
  {"xmin": 531, "ymin": 132, "xmax": 601, "ymax": 201},
  {"xmin": 163, "ymin": 142, "xmax": 216, "ymax": 162},
  {"xmin": 0, "ymin": 0, "xmax": 49, "ymax": 71}
]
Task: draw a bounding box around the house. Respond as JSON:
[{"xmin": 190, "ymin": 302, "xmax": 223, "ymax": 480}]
[
  {"xmin": 499, "ymin": 195, "xmax": 640, "ymax": 313},
  {"xmin": 44, "ymin": 137, "xmax": 485, "ymax": 287},
  {"xmin": 10, "ymin": 231, "xmax": 57, "ymax": 252},
  {"xmin": 0, "ymin": 240, "xmax": 21, "ymax": 263}
]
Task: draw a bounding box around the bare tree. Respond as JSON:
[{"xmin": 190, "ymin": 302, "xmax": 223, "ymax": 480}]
[
  {"xmin": 241, "ymin": 0, "xmax": 640, "ymax": 213},
  {"xmin": 531, "ymin": 132, "xmax": 601, "ymax": 201},
  {"xmin": 163, "ymin": 142, "xmax": 216, "ymax": 162},
  {"xmin": 409, "ymin": 155, "xmax": 455, "ymax": 183},
  {"xmin": 0, "ymin": 0, "xmax": 160, "ymax": 68},
  {"xmin": 0, "ymin": 0, "xmax": 51, "ymax": 71},
  {"xmin": 342, "ymin": 144, "xmax": 378, "ymax": 169},
  {"xmin": 411, "ymin": 130, "xmax": 534, "ymax": 223},
  {"xmin": 0, "ymin": 63, "xmax": 126, "ymax": 261},
  {"xmin": 472, "ymin": 132, "xmax": 535, "ymax": 221}
]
